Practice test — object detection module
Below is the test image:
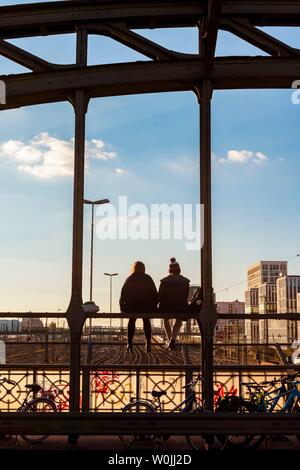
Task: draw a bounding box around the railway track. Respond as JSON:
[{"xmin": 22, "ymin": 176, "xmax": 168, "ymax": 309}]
[{"xmin": 6, "ymin": 338, "xmax": 203, "ymax": 366}]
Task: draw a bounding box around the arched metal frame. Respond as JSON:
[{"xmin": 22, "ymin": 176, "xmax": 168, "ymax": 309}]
[{"xmin": 1, "ymin": 0, "xmax": 300, "ymax": 413}]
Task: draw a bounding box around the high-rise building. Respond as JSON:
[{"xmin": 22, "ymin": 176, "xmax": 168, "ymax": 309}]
[
  {"xmin": 245, "ymin": 261, "xmax": 287, "ymax": 342},
  {"xmin": 277, "ymin": 275, "xmax": 300, "ymax": 341},
  {"xmin": 245, "ymin": 288, "xmax": 259, "ymax": 313},
  {"xmin": 297, "ymin": 293, "xmax": 300, "ymax": 313},
  {"xmin": 277, "ymin": 275, "xmax": 300, "ymax": 313},
  {"xmin": 247, "ymin": 261, "xmax": 287, "ymax": 288}
]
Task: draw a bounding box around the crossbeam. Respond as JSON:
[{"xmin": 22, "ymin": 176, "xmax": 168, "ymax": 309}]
[
  {"xmin": 89, "ymin": 22, "xmax": 184, "ymax": 60},
  {"xmin": 0, "ymin": 39, "xmax": 57, "ymax": 71},
  {"xmin": 1, "ymin": 57, "xmax": 300, "ymax": 112},
  {"xmin": 0, "ymin": 412, "xmax": 300, "ymax": 435},
  {"xmin": 221, "ymin": 17, "xmax": 300, "ymax": 56},
  {"xmin": 2, "ymin": 1, "xmax": 300, "ymax": 41},
  {"xmin": 0, "ymin": 1, "xmax": 203, "ymax": 39},
  {"xmin": 0, "ymin": 311, "xmax": 300, "ymax": 320}
]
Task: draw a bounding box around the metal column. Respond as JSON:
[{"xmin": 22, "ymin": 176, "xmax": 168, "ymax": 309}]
[
  {"xmin": 196, "ymin": 80, "xmax": 217, "ymax": 411},
  {"xmin": 66, "ymin": 30, "xmax": 89, "ymax": 414}
]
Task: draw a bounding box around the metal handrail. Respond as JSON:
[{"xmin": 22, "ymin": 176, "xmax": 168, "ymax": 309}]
[{"xmin": 1, "ymin": 311, "xmax": 300, "ymax": 319}]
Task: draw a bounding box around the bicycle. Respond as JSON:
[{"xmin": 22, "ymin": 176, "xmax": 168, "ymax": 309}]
[
  {"xmin": 0, "ymin": 376, "xmax": 57, "ymax": 444},
  {"xmin": 119, "ymin": 374, "xmax": 214, "ymax": 450},
  {"xmin": 216, "ymin": 371, "xmax": 300, "ymax": 449}
]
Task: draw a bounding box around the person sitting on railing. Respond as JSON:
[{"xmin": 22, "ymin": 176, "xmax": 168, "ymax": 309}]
[
  {"xmin": 158, "ymin": 258, "xmax": 190, "ymax": 350},
  {"xmin": 120, "ymin": 261, "xmax": 157, "ymax": 353}
]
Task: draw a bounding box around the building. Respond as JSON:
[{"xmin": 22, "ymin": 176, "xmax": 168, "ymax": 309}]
[
  {"xmin": 277, "ymin": 275, "xmax": 300, "ymax": 341},
  {"xmin": 0, "ymin": 320, "xmax": 20, "ymax": 333},
  {"xmin": 245, "ymin": 261, "xmax": 287, "ymax": 343},
  {"xmin": 277, "ymin": 275, "xmax": 300, "ymax": 313},
  {"xmin": 297, "ymin": 293, "xmax": 300, "ymax": 313},
  {"xmin": 215, "ymin": 301, "xmax": 245, "ymax": 342},
  {"xmin": 245, "ymin": 288, "xmax": 259, "ymax": 314},
  {"xmin": 247, "ymin": 261, "xmax": 287, "ymax": 288},
  {"xmin": 21, "ymin": 318, "xmax": 44, "ymax": 332}
]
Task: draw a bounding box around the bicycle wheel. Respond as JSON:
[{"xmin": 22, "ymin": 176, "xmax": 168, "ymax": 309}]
[
  {"xmin": 119, "ymin": 401, "xmax": 156, "ymax": 448},
  {"xmin": 186, "ymin": 409, "xmax": 213, "ymax": 451},
  {"xmin": 20, "ymin": 398, "xmax": 57, "ymax": 444},
  {"xmin": 216, "ymin": 397, "xmax": 265, "ymax": 449}
]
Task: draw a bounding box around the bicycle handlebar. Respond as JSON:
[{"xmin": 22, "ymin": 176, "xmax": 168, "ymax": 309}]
[
  {"xmin": 283, "ymin": 371, "xmax": 300, "ymax": 382},
  {"xmin": 183, "ymin": 374, "xmax": 202, "ymax": 389},
  {"xmin": 241, "ymin": 372, "xmax": 300, "ymax": 391}
]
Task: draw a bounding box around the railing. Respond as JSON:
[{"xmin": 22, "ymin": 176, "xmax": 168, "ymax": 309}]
[
  {"xmin": 1, "ymin": 363, "xmax": 300, "ymax": 413},
  {"xmin": 0, "ymin": 311, "xmax": 300, "ymax": 437}
]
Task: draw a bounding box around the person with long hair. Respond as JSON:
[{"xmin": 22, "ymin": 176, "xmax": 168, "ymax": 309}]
[{"xmin": 120, "ymin": 261, "xmax": 157, "ymax": 353}]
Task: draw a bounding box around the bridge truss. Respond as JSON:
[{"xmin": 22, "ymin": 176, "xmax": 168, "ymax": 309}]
[{"xmin": 1, "ymin": 0, "xmax": 300, "ymax": 428}]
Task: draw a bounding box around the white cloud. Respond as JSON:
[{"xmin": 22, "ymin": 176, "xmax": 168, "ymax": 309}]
[
  {"xmin": 0, "ymin": 132, "xmax": 118, "ymax": 179},
  {"xmin": 115, "ymin": 168, "xmax": 125, "ymax": 174},
  {"xmin": 216, "ymin": 149, "xmax": 268, "ymax": 165},
  {"xmin": 87, "ymin": 139, "xmax": 117, "ymax": 161},
  {"xmin": 167, "ymin": 155, "xmax": 197, "ymax": 175},
  {"xmin": 254, "ymin": 152, "xmax": 268, "ymax": 164}
]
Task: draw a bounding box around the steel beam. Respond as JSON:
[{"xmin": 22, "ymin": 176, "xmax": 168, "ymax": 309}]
[
  {"xmin": 221, "ymin": 17, "xmax": 300, "ymax": 56},
  {"xmin": 0, "ymin": 363, "xmax": 298, "ymax": 372},
  {"xmin": 0, "ymin": 60, "xmax": 201, "ymax": 111},
  {"xmin": 1, "ymin": 311, "xmax": 300, "ymax": 320},
  {"xmin": 201, "ymin": 0, "xmax": 223, "ymax": 76},
  {"xmin": 66, "ymin": 95, "xmax": 86, "ymax": 413},
  {"xmin": 0, "ymin": 39, "xmax": 57, "ymax": 71},
  {"xmin": 196, "ymin": 81, "xmax": 217, "ymax": 412},
  {"xmin": 1, "ymin": 56, "xmax": 300, "ymax": 113},
  {"xmin": 66, "ymin": 90, "xmax": 87, "ymax": 324},
  {"xmin": 66, "ymin": 31, "xmax": 89, "ymax": 415},
  {"xmin": 212, "ymin": 56, "xmax": 300, "ymax": 89},
  {"xmin": 0, "ymin": 1, "xmax": 203, "ymax": 39},
  {"xmin": 3, "ymin": 1, "xmax": 300, "ymax": 41},
  {"xmin": 89, "ymin": 22, "xmax": 184, "ymax": 60},
  {"xmin": 222, "ymin": 1, "xmax": 300, "ymax": 26},
  {"xmin": 1, "ymin": 412, "xmax": 300, "ymax": 435}
]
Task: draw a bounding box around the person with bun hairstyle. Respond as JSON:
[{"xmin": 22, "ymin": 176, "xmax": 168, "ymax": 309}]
[
  {"xmin": 158, "ymin": 258, "xmax": 190, "ymax": 350},
  {"xmin": 119, "ymin": 261, "xmax": 157, "ymax": 353}
]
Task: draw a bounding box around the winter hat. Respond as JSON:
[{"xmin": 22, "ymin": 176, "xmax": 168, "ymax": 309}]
[{"xmin": 169, "ymin": 257, "xmax": 181, "ymax": 274}]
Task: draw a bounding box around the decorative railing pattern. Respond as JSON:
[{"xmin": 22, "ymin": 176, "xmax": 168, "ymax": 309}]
[{"xmin": 0, "ymin": 364, "xmax": 300, "ymax": 412}]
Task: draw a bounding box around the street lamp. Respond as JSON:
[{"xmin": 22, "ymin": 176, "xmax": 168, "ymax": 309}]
[
  {"xmin": 84, "ymin": 198, "xmax": 110, "ymax": 337},
  {"xmin": 84, "ymin": 198, "xmax": 110, "ymax": 301},
  {"xmin": 104, "ymin": 272, "xmax": 118, "ymax": 329}
]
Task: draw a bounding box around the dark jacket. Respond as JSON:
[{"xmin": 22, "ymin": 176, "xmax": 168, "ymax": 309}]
[
  {"xmin": 119, "ymin": 272, "xmax": 158, "ymax": 313},
  {"xmin": 158, "ymin": 274, "xmax": 190, "ymax": 314}
]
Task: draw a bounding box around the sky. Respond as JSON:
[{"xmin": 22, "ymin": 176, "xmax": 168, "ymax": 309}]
[{"xmin": 0, "ymin": 1, "xmax": 300, "ymax": 312}]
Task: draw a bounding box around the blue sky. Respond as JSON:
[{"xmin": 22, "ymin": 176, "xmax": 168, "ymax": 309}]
[{"xmin": 0, "ymin": 4, "xmax": 300, "ymax": 312}]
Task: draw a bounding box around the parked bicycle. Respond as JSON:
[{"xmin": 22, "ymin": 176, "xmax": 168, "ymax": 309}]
[
  {"xmin": 119, "ymin": 374, "xmax": 214, "ymax": 450},
  {"xmin": 0, "ymin": 376, "xmax": 57, "ymax": 444},
  {"xmin": 216, "ymin": 371, "xmax": 300, "ymax": 449}
]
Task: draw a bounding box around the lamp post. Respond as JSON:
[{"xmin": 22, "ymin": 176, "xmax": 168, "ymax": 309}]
[
  {"xmin": 104, "ymin": 272, "xmax": 118, "ymax": 329},
  {"xmin": 84, "ymin": 198, "xmax": 110, "ymax": 337}
]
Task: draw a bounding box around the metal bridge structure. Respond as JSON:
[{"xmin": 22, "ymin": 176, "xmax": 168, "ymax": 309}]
[{"xmin": 1, "ymin": 0, "xmax": 300, "ymax": 440}]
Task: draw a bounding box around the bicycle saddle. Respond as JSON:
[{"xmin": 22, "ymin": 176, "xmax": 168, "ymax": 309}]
[
  {"xmin": 25, "ymin": 383, "xmax": 42, "ymax": 393},
  {"xmin": 152, "ymin": 390, "xmax": 167, "ymax": 398}
]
